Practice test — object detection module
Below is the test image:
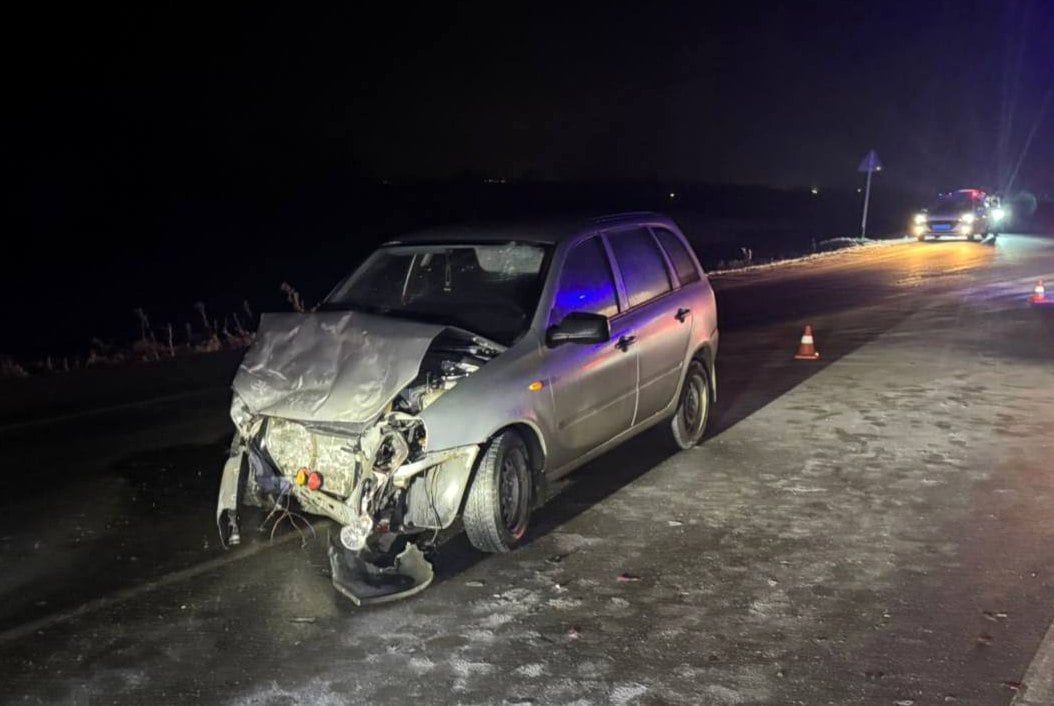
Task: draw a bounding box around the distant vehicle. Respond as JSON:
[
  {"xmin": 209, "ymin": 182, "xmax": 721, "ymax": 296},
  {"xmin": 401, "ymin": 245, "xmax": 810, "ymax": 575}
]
[
  {"xmin": 216, "ymin": 213, "xmax": 719, "ymax": 604},
  {"xmin": 912, "ymin": 189, "xmax": 1008, "ymax": 242}
]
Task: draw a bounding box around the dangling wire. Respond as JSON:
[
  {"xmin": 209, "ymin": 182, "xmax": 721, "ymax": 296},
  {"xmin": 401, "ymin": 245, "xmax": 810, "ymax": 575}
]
[{"xmin": 260, "ymin": 486, "xmax": 317, "ymax": 547}]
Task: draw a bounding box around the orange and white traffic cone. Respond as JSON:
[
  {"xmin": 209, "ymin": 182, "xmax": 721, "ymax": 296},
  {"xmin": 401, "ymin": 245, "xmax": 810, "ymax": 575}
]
[
  {"xmin": 1029, "ymin": 280, "xmax": 1047, "ymax": 304},
  {"xmin": 794, "ymin": 325, "xmax": 820, "ymax": 360}
]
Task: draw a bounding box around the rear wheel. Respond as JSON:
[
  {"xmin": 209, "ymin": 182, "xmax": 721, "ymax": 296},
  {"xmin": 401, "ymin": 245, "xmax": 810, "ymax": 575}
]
[
  {"xmin": 463, "ymin": 430, "xmax": 532, "ymax": 553},
  {"xmin": 670, "ymin": 360, "xmax": 712, "ymax": 450}
]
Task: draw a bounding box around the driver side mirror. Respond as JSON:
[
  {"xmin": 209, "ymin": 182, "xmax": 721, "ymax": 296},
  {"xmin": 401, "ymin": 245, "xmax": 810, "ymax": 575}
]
[{"xmin": 546, "ymin": 311, "xmax": 611, "ymax": 348}]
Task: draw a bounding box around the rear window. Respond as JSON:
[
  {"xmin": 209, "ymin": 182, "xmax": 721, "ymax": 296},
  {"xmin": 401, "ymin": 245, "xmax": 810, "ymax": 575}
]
[
  {"xmin": 608, "ymin": 227, "xmax": 672, "ymax": 308},
  {"xmin": 653, "ymin": 228, "xmax": 700, "ymax": 285}
]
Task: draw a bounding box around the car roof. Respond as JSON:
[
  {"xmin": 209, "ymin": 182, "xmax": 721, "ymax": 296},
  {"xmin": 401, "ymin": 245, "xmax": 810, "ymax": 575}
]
[{"xmin": 383, "ymin": 212, "xmax": 680, "ymax": 246}]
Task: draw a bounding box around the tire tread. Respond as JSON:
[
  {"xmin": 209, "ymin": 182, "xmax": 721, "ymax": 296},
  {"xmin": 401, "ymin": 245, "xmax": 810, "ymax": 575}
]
[
  {"xmin": 670, "ymin": 360, "xmax": 712, "ymax": 450},
  {"xmin": 463, "ymin": 432, "xmax": 521, "ymax": 553}
]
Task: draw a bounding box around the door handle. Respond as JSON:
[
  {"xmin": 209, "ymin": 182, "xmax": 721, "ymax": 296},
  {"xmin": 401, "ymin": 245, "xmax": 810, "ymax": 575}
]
[
  {"xmin": 675, "ymin": 307, "xmax": 691, "ymax": 322},
  {"xmin": 615, "ymin": 335, "xmax": 637, "ymax": 352}
]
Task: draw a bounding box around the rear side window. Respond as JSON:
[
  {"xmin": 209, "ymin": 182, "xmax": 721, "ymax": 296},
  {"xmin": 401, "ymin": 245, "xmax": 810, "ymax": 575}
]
[
  {"xmin": 653, "ymin": 228, "xmax": 701, "ymax": 285},
  {"xmin": 550, "ymin": 237, "xmax": 619, "ymax": 323},
  {"xmin": 608, "ymin": 227, "xmax": 672, "ymax": 308}
]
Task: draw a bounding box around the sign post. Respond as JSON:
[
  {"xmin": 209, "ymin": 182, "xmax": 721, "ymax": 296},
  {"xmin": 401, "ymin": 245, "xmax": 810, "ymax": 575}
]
[{"xmin": 858, "ymin": 149, "xmax": 883, "ymax": 238}]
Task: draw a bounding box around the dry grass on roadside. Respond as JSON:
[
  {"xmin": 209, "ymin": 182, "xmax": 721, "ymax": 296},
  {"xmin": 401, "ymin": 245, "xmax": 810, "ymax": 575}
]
[{"xmin": 2, "ymin": 283, "xmax": 306, "ymax": 379}]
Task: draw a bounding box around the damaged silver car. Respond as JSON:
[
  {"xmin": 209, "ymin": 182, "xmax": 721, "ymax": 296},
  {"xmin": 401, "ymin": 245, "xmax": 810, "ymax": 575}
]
[{"xmin": 217, "ymin": 212, "xmax": 719, "ymax": 604}]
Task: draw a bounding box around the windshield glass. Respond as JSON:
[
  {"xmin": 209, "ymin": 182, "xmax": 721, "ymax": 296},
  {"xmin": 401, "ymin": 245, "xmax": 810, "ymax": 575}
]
[
  {"xmin": 324, "ymin": 242, "xmax": 550, "ymax": 346},
  {"xmin": 927, "ymin": 193, "xmax": 975, "ymax": 213}
]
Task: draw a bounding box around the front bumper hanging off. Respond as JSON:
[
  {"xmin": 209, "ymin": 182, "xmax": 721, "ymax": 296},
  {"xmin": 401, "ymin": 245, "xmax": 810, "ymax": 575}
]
[
  {"xmin": 328, "ymin": 541, "xmax": 435, "ymax": 606},
  {"xmin": 216, "ymin": 440, "xmax": 477, "ymax": 605}
]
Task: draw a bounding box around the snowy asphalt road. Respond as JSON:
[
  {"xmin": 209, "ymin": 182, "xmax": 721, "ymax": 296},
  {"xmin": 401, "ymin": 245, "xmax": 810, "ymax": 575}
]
[{"xmin": 2, "ymin": 234, "xmax": 1054, "ymax": 705}]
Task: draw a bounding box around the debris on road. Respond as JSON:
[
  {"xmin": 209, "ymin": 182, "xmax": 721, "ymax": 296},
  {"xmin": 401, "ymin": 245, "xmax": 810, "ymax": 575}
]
[
  {"xmin": 975, "ymin": 633, "xmax": 993, "ymax": 646},
  {"xmin": 982, "ymin": 610, "xmax": 1008, "ymax": 622},
  {"xmin": 289, "ymin": 617, "xmax": 316, "ymax": 624},
  {"xmin": 616, "ymin": 573, "xmax": 642, "ymax": 583},
  {"xmin": 329, "ymin": 542, "xmax": 435, "ymax": 606}
]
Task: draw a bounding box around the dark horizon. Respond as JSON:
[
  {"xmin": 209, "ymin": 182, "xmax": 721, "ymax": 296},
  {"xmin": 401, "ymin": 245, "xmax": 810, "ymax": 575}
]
[
  {"xmin": 0, "ymin": 178, "xmax": 930, "ymax": 360},
  {"xmin": 3, "ymin": 0, "xmax": 1054, "ymax": 358},
  {"xmin": 7, "ymin": 2, "xmax": 1054, "ymax": 191}
]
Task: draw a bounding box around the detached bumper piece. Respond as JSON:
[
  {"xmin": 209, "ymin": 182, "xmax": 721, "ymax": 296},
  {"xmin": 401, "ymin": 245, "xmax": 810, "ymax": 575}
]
[{"xmin": 328, "ymin": 542, "xmax": 434, "ymax": 606}]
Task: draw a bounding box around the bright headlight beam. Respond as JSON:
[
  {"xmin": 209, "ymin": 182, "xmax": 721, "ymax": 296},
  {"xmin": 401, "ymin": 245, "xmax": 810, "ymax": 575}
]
[
  {"xmin": 913, "ymin": 213, "xmax": 926, "ymax": 225},
  {"xmin": 960, "ymin": 213, "xmax": 976, "ymax": 224},
  {"xmin": 991, "ymin": 207, "xmax": 1006, "ymax": 221}
]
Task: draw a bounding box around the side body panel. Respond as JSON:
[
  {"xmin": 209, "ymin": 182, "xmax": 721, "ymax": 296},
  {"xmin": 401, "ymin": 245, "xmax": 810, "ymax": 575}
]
[
  {"xmin": 397, "ymin": 216, "xmax": 718, "ymax": 484},
  {"xmin": 546, "ymin": 219, "xmax": 718, "ymax": 478},
  {"xmin": 543, "ymin": 330, "xmax": 637, "ymax": 471},
  {"xmin": 601, "ymin": 226, "xmax": 694, "ymax": 423}
]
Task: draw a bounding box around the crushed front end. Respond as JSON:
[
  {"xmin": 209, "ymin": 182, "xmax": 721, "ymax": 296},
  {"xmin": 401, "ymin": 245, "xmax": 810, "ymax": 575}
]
[{"xmin": 215, "ymin": 312, "xmax": 501, "ymax": 604}]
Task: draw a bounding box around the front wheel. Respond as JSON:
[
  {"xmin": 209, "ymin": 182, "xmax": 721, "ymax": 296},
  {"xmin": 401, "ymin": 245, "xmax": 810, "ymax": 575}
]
[
  {"xmin": 670, "ymin": 360, "xmax": 712, "ymax": 450},
  {"xmin": 463, "ymin": 430, "xmax": 532, "ymax": 553}
]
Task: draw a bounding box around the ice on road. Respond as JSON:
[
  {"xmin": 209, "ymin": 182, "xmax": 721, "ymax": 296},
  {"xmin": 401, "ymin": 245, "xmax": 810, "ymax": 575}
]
[{"xmin": 2, "ymin": 235, "xmax": 1054, "ymax": 705}]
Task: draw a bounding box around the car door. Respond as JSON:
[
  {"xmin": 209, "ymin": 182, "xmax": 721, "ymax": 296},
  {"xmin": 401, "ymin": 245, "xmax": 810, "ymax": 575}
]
[
  {"xmin": 544, "ymin": 235, "xmax": 637, "ymax": 471},
  {"xmin": 605, "ymin": 226, "xmax": 693, "ymax": 423}
]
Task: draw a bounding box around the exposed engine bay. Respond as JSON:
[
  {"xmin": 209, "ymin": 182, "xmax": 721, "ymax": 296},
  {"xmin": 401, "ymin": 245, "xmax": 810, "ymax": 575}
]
[{"xmin": 216, "ymin": 312, "xmax": 504, "ymax": 604}]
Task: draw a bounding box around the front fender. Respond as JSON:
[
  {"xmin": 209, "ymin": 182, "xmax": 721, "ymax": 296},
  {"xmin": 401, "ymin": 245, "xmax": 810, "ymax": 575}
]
[
  {"xmin": 418, "ymin": 341, "xmax": 555, "ymax": 452},
  {"xmin": 402, "ymin": 446, "xmax": 479, "ymax": 530}
]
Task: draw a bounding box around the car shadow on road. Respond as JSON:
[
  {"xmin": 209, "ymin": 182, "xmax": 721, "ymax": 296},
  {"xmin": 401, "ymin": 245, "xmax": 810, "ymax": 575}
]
[
  {"xmin": 431, "ymin": 298, "xmax": 924, "ymax": 586},
  {"xmin": 2, "ymin": 294, "xmax": 929, "ymax": 617},
  {"xmin": 0, "ymin": 433, "xmax": 235, "ymax": 633}
]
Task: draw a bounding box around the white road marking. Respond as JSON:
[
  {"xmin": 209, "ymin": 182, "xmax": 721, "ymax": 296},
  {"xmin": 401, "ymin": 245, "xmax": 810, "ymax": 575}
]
[
  {"xmin": 0, "ymin": 387, "xmax": 228, "ymax": 433},
  {"xmin": 1012, "ymin": 611, "xmax": 1054, "ymax": 706},
  {"xmin": 0, "ymin": 526, "xmax": 315, "ymax": 644}
]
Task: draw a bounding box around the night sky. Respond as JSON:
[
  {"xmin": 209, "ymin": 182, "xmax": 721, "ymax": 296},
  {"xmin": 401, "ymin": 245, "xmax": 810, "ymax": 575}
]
[{"xmin": 3, "ymin": 1, "xmax": 1053, "ymax": 355}]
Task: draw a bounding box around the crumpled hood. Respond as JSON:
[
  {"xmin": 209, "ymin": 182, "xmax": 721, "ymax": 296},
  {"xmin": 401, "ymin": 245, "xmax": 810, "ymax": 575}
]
[{"xmin": 233, "ymin": 311, "xmax": 451, "ymax": 424}]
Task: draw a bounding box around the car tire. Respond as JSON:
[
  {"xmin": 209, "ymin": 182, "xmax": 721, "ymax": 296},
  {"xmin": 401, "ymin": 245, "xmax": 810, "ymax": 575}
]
[
  {"xmin": 916, "ymin": 235, "xmax": 926, "ymax": 242},
  {"xmin": 670, "ymin": 360, "xmax": 712, "ymax": 450},
  {"xmin": 463, "ymin": 430, "xmax": 532, "ymax": 553}
]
